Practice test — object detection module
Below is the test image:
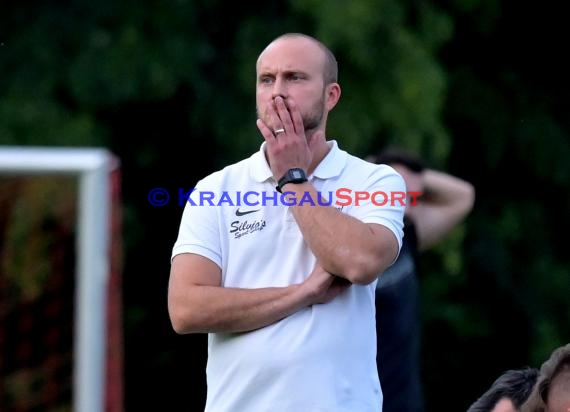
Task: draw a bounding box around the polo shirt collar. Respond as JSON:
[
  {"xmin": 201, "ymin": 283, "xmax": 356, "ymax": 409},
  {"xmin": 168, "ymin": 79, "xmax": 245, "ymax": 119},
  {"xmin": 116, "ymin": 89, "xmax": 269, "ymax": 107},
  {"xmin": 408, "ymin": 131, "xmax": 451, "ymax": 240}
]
[
  {"xmin": 249, "ymin": 140, "xmax": 346, "ymax": 183},
  {"xmin": 249, "ymin": 142, "xmax": 274, "ymax": 183},
  {"xmin": 312, "ymin": 140, "xmax": 346, "ymax": 180}
]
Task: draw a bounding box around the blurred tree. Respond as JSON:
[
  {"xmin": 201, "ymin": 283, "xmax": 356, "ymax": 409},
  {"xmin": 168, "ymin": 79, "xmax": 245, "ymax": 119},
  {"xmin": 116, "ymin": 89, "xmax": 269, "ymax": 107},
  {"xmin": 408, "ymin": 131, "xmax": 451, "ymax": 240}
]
[{"xmin": 431, "ymin": 0, "xmax": 570, "ymax": 408}]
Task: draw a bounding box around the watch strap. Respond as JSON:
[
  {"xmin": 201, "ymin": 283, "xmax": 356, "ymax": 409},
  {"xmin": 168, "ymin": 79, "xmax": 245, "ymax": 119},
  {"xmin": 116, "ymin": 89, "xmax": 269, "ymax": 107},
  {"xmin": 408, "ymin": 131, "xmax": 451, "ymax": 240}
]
[{"xmin": 276, "ymin": 168, "xmax": 308, "ymax": 193}]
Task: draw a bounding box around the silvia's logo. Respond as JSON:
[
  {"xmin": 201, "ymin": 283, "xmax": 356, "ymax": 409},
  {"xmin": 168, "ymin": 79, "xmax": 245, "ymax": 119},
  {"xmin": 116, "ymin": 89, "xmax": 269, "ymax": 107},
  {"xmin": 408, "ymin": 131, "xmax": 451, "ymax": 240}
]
[
  {"xmin": 235, "ymin": 208, "xmax": 260, "ymax": 216},
  {"xmin": 229, "ymin": 219, "xmax": 266, "ymax": 239}
]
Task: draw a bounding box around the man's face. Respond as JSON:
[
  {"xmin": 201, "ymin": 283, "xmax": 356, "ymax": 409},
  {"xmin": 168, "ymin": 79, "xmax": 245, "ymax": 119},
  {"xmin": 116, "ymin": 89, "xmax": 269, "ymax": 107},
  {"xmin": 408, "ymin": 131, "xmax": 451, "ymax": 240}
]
[
  {"xmin": 255, "ymin": 36, "xmax": 329, "ymax": 134},
  {"xmin": 545, "ymin": 369, "xmax": 570, "ymax": 412},
  {"xmin": 491, "ymin": 397, "xmax": 517, "ymax": 412}
]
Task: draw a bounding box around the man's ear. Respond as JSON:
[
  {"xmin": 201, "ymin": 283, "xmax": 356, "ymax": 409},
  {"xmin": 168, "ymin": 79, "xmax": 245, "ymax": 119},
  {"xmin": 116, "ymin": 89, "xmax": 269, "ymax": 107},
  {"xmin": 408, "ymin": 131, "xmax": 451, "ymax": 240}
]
[{"xmin": 325, "ymin": 83, "xmax": 341, "ymax": 111}]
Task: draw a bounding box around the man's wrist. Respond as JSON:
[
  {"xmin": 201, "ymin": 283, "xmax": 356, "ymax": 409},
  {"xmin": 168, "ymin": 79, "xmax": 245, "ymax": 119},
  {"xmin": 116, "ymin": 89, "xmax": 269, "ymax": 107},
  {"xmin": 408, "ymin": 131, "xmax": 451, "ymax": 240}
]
[{"xmin": 276, "ymin": 168, "xmax": 308, "ymax": 193}]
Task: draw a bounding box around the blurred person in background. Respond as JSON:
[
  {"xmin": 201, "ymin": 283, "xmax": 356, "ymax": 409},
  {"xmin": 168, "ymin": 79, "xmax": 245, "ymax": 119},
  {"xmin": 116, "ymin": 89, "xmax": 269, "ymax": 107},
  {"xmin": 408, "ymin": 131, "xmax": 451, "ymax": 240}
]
[
  {"xmin": 522, "ymin": 342, "xmax": 570, "ymax": 412},
  {"xmin": 467, "ymin": 367, "xmax": 539, "ymax": 412},
  {"xmin": 370, "ymin": 147, "xmax": 475, "ymax": 412}
]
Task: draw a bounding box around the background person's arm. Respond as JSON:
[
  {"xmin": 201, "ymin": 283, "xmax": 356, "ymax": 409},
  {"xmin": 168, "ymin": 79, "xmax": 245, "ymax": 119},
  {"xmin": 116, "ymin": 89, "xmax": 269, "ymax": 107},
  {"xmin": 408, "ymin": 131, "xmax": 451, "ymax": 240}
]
[{"xmin": 407, "ymin": 169, "xmax": 475, "ymax": 251}]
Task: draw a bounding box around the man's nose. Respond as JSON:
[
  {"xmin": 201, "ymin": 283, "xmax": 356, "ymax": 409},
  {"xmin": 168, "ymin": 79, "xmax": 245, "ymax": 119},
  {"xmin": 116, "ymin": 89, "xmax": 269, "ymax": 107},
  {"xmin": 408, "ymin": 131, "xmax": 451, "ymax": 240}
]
[{"xmin": 271, "ymin": 78, "xmax": 287, "ymax": 99}]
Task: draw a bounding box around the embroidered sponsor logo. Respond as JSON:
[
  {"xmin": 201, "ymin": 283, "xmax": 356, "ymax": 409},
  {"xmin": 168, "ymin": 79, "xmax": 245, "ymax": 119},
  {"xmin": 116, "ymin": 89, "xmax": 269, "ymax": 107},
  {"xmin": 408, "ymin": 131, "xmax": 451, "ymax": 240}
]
[{"xmin": 229, "ymin": 219, "xmax": 266, "ymax": 239}]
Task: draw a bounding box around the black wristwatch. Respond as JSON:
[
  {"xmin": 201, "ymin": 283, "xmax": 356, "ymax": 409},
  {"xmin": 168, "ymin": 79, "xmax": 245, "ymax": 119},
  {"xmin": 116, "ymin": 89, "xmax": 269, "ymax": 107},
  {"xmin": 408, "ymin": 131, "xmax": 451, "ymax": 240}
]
[{"xmin": 276, "ymin": 168, "xmax": 308, "ymax": 193}]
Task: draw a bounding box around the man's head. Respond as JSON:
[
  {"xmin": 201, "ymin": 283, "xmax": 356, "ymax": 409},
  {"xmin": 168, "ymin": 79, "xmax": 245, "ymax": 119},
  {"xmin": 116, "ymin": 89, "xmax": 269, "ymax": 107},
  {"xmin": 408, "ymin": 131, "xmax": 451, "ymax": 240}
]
[
  {"xmin": 374, "ymin": 148, "xmax": 426, "ymax": 214},
  {"xmin": 467, "ymin": 367, "xmax": 539, "ymax": 412},
  {"xmin": 523, "ymin": 343, "xmax": 570, "ymax": 412},
  {"xmin": 255, "ymin": 33, "xmax": 341, "ymax": 136},
  {"xmin": 545, "ymin": 365, "xmax": 570, "ymax": 412},
  {"xmin": 492, "ymin": 398, "xmax": 519, "ymax": 412}
]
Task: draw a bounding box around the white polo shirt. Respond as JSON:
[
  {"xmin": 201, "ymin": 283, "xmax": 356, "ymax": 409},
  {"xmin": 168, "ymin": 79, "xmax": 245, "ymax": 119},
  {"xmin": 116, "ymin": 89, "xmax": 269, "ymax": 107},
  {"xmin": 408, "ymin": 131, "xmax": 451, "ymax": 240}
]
[{"xmin": 172, "ymin": 140, "xmax": 405, "ymax": 412}]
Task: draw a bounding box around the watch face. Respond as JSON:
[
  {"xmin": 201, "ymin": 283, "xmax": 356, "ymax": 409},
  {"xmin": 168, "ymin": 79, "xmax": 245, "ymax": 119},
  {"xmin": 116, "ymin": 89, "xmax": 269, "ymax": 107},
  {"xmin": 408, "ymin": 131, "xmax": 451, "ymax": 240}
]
[{"xmin": 292, "ymin": 170, "xmax": 303, "ymax": 179}]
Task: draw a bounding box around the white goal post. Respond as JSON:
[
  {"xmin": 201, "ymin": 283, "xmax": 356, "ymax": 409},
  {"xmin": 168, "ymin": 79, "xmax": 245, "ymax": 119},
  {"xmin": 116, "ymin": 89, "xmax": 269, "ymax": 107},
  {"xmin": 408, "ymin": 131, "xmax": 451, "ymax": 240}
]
[{"xmin": 0, "ymin": 146, "xmax": 117, "ymax": 412}]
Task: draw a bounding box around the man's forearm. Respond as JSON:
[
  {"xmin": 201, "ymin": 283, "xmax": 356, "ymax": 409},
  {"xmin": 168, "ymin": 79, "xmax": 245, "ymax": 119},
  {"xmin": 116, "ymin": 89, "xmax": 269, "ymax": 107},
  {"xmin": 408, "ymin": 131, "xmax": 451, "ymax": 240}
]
[
  {"xmin": 169, "ymin": 283, "xmax": 309, "ymax": 334},
  {"xmin": 285, "ymin": 182, "xmax": 398, "ymax": 284}
]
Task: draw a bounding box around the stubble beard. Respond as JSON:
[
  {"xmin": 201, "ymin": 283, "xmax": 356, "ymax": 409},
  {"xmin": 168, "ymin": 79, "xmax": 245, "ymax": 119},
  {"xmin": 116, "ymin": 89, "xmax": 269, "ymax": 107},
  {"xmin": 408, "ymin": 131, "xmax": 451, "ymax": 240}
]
[{"xmin": 303, "ymin": 96, "xmax": 325, "ymax": 133}]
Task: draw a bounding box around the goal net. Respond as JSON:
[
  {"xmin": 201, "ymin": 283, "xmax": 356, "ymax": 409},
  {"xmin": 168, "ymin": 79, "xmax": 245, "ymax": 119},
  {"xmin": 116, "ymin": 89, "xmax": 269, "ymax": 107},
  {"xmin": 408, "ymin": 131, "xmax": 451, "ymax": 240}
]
[{"xmin": 0, "ymin": 147, "xmax": 123, "ymax": 412}]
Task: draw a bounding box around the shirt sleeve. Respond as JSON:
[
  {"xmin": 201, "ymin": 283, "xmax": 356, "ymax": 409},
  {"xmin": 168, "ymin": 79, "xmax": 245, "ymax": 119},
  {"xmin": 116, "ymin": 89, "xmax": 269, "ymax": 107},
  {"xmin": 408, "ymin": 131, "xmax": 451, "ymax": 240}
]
[
  {"xmin": 348, "ymin": 164, "xmax": 406, "ymax": 251},
  {"xmin": 171, "ymin": 177, "xmax": 222, "ymax": 268}
]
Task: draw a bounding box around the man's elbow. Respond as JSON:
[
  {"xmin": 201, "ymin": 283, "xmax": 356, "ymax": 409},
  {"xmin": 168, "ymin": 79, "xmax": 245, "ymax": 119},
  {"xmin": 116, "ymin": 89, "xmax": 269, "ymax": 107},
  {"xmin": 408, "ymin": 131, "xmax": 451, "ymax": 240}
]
[
  {"xmin": 345, "ymin": 246, "xmax": 396, "ymax": 285},
  {"xmin": 346, "ymin": 271, "xmax": 378, "ymax": 285},
  {"xmin": 341, "ymin": 254, "xmax": 387, "ymax": 285},
  {"xmin": 169, "ymin": 310, "xmax": 191, "ymax": 335},
  {"xmin": 168, "ymin": 303, "xmax": 204, "ymax": 335}
]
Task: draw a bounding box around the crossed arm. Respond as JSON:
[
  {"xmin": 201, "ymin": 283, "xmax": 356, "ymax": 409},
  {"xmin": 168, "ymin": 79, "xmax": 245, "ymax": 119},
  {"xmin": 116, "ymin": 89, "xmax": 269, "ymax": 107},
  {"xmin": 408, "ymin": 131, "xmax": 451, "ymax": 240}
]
[
  {"xmin": 168, "ymin": 253, "xmax": 352, "ymax": 334},
  {"xmin": 283, "ymin": 182, "xmax": 400, "ymax": 284},
  {"xmin": 168, "ymin": 199, "xmax": 399, "ymax": 335},
  {"xmin": 168, "ymin": 95, "xmax": 402, "ymax": 334},
  {"xmin": 168, "ymin": 168, "xmax": 471, "ymax": 335}
]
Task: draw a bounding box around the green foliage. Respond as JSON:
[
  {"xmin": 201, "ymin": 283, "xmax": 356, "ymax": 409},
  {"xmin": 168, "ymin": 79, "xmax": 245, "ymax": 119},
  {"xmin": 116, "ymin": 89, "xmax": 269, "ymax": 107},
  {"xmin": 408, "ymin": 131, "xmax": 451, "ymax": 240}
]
[
  {"xmin": 0, "ymin": 177, "xmax": 76, "ymax": 301},
  {"xmin": 291, "ymin": 0, "xmax": 452, "ymax": 161}
]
